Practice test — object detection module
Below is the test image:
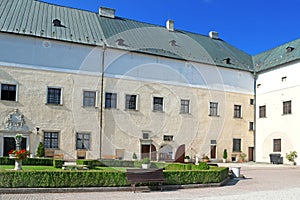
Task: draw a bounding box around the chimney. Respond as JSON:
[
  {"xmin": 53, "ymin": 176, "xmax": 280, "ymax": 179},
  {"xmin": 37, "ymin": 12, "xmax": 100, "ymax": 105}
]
[
  {"xmin": 99, "ymin": 7, "xmax": 115, "ymax": 18},
  {"xmin": 166, "ymin": 20, "xmax": 174, "ymax": 31},
  {"xmin": 209, "ymin": 31, "xmax": 219, "ymax": 39}
]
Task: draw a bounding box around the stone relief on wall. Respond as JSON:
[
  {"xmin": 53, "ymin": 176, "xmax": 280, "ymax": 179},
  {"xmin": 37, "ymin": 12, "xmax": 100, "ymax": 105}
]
[{"xmin": 4, "ymin": 109, "xmax": 28, "ymax": 131}]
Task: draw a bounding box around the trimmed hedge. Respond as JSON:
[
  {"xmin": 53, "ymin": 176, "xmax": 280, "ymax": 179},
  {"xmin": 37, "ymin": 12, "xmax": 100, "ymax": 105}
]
[
  {"xmin": 0, "ymin": 157, "xmax": 53, "ymax": 166},
  {"xmin": 0, "ymin": 167, "xmax": 228, "ymax": 188},
  {"xmin": 164, "ymin": 167, "xmax": 228, "ymax": 185},
  {"xmin": 53, "ymin": 159, "xmax": 64, "ymax": 168},
  {"xmin": 164, "ymin": 162, "xmax": 210, "ymax": 171}
]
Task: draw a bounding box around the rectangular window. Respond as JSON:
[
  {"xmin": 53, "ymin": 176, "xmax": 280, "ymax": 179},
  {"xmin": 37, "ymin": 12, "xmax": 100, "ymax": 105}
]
[
  {"xmin": 209, "ymin": 102, "xmax": 218, "ymax": 116},
  {"xmin": 233, "ymin": 138, "xmax": 241, "ymax": 152},
  {"xmin": 105, "ymin": 92, "xmax": 117, "ymax": 108},
  {"xmin": 234, "ymin": 105, "xmax": 242, "ymax": 118},
  {"xmin": 1, "ymin": 84, "xmax": 16, "ymax": 101},
  {"xmin": 83, "ymin": 91, "xmax": 96, "ymax": 107},
  {"xmin": 125, "ymin": 94, "xmax": 137, "ymax": 110},
  {"xmin": 273, "ymin": 139, "xmax": 281, "ymax": 152},
  {"xmin": 142, "ymin": 132, "xmax": 149, "ymax": 140},
  {"xmin": 250, "ymin": 99, "xmax": 254, "ymax": 105},
  {"xmin": 44, "ymin": 132, "xmax": 59, "ymax": 149},
  {"xmin": 259, "ymin": 105, "xmax": 266, "ymax": 118},
  {"xmin": 180, "ymin": 99, "xmax": 190, "ymax": 113},
  {"xmin": 163, "ymin": 135, "xmax": 173, "ymax": 141},
  {"xmin": 76, "ymin": 133, "xmax": 90, "ymax": 150},
  {"xmin": 47, "ymin": 87, "xmax": 62, "ymax": 105},
  {"xmin": 249, "ymin": 122, "xmax": 254, "ymax": 131},
  {"xmin": 283, "ymin": 100, "xmax": 292, "ymax": 115},
  {"xmin": 153, "ymin": 97, "xmax": 163, "ymax": 111}
]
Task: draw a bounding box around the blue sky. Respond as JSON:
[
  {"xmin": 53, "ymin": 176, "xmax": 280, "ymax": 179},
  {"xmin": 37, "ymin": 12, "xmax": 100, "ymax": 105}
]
[{"xmin": 42, "ymin": 0, "xmax": 300, "ymax": 55}]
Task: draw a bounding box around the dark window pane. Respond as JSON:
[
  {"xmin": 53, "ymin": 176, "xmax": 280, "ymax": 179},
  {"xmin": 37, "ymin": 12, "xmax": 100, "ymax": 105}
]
[
  {"xmin": 125, "ymin": 95, "xmax": 137, "ymax": 110},
  {"xmin": 47, "ymin": 88, "xmax": 61, "ymax": 104},
  {"xmin": 105, "ymin": 93, "xmax": 117, "ymax": 108},
  {"xmin": 1, "ymin": 84, "xmax": 16, "ymax": 101},
  {"xmin": 153, "ymin": 97, "xmax": 163, "ymax": 111}
]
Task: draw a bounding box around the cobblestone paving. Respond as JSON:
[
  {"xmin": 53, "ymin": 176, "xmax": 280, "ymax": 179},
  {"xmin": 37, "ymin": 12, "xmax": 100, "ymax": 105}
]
[{"xmin": 1, "ymin": 164, "xmax": 300, "ymax": 200}]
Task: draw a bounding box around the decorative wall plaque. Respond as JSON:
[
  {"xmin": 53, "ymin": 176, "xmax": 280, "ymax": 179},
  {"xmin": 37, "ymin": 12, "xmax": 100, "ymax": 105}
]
[{"xmin": 4, "ymin": 109, "xmax": 28, "ymax": 131}]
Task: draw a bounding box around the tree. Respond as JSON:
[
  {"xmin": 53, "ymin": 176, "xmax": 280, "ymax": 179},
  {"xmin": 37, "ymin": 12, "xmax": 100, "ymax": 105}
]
[{"xmin": 36, "ymin": 142, "xmax": 45, "ymax": 157}]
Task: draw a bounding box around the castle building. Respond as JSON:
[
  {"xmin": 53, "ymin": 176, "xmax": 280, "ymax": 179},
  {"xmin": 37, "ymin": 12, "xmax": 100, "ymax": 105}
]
[{"xmin": 0, "ymin": 0, "xmax": 298, "ymax": 164}]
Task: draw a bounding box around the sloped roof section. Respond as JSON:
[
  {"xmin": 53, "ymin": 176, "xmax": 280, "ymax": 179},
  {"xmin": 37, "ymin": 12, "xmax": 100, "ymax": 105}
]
[
  {"xmin": 0, "ymin": 0, "xmax": 254, "ymax": 71},
  {"xmin": 0, "ymin": 0, "xmax": 105, "ymax": 45},
  {"xmin": 253, "ymin": 39, "xmax": 300, "ymax": 72}
]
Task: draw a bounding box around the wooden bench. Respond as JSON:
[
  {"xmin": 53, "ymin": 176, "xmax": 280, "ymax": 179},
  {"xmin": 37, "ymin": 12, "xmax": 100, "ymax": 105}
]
[{"xmin": 126, "ymin": 168, "xmax": 166, "ymax": 192}]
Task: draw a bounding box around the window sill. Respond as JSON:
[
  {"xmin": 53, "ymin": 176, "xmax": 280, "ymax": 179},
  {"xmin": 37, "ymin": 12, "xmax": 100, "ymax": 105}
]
[
  {"xmin": 180, "ymin": 112, "xmax": 191, "ymax": 115},
  {"xmin": 282, "ymin": 113, "xmax": 292, "ymax": 116},
  {"xmin": 153, "ymin": 110, "xmax": 164, "ymax": 113},
  {"xmin": 208, "ymin": 115, "xmax": 220, "ymax": 117},
  {"xmin": 45, "ymin": 103, "xmax": 63, "ymax": 106},
  {"xmin": 125, "ymin": 109, "xmax": 139, "ymax": 112},
  {"xmin": 233, "ymin": 117, "xmax": 243, "ymax": 119}
]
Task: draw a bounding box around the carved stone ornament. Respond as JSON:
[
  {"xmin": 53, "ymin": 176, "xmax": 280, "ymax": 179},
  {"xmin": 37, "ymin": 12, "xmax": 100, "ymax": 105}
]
[{"xmin": 4, "ymin": 109, "xmax": 28, "ymax": 131}]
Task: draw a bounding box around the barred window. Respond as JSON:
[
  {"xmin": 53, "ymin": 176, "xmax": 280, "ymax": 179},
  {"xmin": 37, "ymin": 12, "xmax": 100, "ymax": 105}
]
[
  {"xmin": 105, "ymin": 93, "xmax": 117, "ymax": 108},
  {"xmin": 1, "ymin": 84, "xmax": 17, "ymax": 101},
  {"xmin": 125, "ymin": 95, "xmax": 137, "ymax": 110},
  {"xmin": 153, "ymin": 97, "xmax": 163, "ymax": 111},
  {"xmin": 44, "ymin": 132, "xmax": 59, "ymax": 149},
  {"xmin": 76, "ymin": 133, "xmax": 90, "ymax": 150},
  {"xmin": 283, "ymin": 101, "xmax": 292, "ymax": 115},
  {"xmin": 234, "ymin": 105, "xmax": 242, "ymax": 118},
  {"xmin": 180, "ymin": 99, "xmax": 190, "ymax": 113},
  {"xmin": 83, "ymin": 91, "xmax": 96, "ymax": 107},
  {"xmin": 47, "ymin": 87, "xmax": 62, "ymax": 105},
  {"xmin": 209, "ymin": 102, "xmax": 218, "ymax": 116}
]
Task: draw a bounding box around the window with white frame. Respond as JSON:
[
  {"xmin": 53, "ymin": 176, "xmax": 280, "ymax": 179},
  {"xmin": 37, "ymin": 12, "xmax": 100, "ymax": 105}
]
[
  {"xmin": 283, "ymin": 100, "xmax": 292, "ymax": 115},
  {"xmin": 83, "ymin": 91, "xmax": 96, "ymax": 107},
  {"xmin": 153, "ymin": 97, "xmax": 163, "ymax": 111},
  {"xmin": 1, "ymin": 84, "xmax": 17, "ymax": 101},
  {"xmin": 163, "ymin": 135, "xmax": 173, "ymax": 141},
  {"xmin": 44, "ymin": 132, "xmax": 59, "ymax": 149},
  {"xmin": 209, "ymin": 102, "xmax": 218, "ymax": 116},
  {"xmin": 47, "ymin": 87, "xmax": 62, "ymax": 105},
  {"xmin": 125, "ymin": 94, "xmax": 137, "ymax": 110},
  {"xmin": 76, "ymin": 132, "xmax": 90, "ymax": 150},
  {"xmin": 234, "ymin": 105, "xmax": 242, "ymax": 118},
  {"xmin": 180, "ymin": 99, "xmax": 190, "ymax": 113},
  {"xmin": 105, "ymin": 92, "xmax": 117, "ymax": 108}
]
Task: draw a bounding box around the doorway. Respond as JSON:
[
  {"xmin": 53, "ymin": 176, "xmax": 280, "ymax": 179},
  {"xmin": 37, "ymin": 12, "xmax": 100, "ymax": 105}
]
[
  {"xmin": 3, "ymin": 137, "xmax": 27, "ymax": 156},
  {"xmin": 248, "ymin": 147, "xmax": 254, "ymax": 161}
]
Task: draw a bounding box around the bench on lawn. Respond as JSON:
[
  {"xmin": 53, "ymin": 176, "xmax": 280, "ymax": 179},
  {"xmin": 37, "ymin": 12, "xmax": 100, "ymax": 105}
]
[{"xmin": 126, "ymin": 168, "xmax": 166, "ymax": 192}]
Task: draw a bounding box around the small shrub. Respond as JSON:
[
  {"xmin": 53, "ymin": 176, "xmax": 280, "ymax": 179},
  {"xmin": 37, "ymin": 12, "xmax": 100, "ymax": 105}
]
[
  {"xmin": 141, "ymin": 157, "xmax": 150, "ymax": 164},
  {"xmin": 53, "ymin": 159, "xmax": 64, "ymax": 168},
  {"xmin": 36, "ymin": 142, "xmax": 45, "ymax": 157}
]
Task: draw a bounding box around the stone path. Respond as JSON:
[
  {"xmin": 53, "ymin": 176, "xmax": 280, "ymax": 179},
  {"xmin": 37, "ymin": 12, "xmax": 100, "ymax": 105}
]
[{"xmin": 1, "ymin": 163, "xmax": 299, "ymax": 200}]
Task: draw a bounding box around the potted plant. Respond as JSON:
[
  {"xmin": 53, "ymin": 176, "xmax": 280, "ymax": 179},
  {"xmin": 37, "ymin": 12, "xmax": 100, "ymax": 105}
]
[
  {"xmin": 141, "ymin": 157, "xmax": 151, "ymax": 169},
  {"xmin": 286, "ymin": 151, "xmax": 297, "ymax": 166},
  {"xmin": 202, "ymin": 154, "xmax": 210, "ymax": 162},
  {"xmin": 132, "ymin": 152, "xmax": 137, "ymax": 160},
  {"xmin": 239, "ymin": 152, "xmax": 247, "ymax": 162},
  {"xmin": 223, "ymin": 149, "xmax": 228, "ymax": 163},
  {"xmin": 184, "ymin": 155, "xmax": 191, "ymax": 163}
]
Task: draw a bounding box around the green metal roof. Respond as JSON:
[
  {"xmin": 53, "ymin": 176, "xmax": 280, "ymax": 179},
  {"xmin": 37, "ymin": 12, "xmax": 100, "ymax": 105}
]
[
  {"xmin": 0, "ymin": 0, "xmax": 256, "ymax": 71},
  {"xmin": 253, "ymin": 39, "xmax": 300, "ymax": 72}
]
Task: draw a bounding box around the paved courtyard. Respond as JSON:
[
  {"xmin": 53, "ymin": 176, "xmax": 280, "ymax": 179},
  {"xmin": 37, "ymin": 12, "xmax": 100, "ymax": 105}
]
[{"xmin": 1, "ymin": 163, "xmax": 300, "ymax": 200}]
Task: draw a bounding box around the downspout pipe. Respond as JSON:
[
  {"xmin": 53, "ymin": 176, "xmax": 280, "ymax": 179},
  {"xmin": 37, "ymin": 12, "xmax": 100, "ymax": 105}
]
[{"xmin": 99, "ymin": 43, "xmax": 106, "ymax": 159}]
